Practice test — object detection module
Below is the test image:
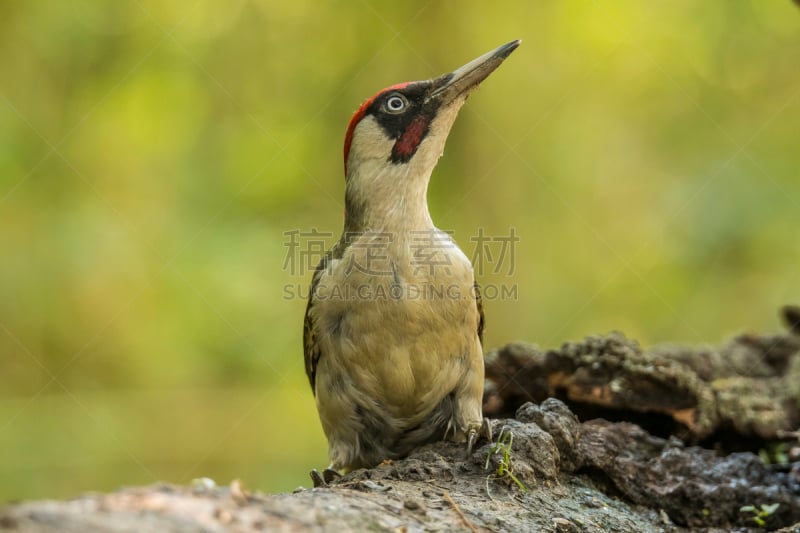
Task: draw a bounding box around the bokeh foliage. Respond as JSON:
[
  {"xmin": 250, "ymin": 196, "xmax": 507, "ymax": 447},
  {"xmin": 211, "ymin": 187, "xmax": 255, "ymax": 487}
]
[{"xmin": 1, "ymin": 1, "xmax": 799, "ymax": 500}]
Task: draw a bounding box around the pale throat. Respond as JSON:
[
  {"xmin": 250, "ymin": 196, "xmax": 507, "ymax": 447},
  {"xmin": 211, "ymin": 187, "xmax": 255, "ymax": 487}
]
[{"xmin": 344, "ymin": 157, "xmax": 437, "ymax": 235}]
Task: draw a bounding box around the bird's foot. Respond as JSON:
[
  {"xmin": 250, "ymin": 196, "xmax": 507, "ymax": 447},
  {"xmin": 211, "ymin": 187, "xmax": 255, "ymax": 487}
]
[
  {"xmin": 466, "ymin": 417, "xmax": 493, "ymax": 457},
  {"xmin": 309, "ymin": 468, "xmax": 341, "ymax": 488}
]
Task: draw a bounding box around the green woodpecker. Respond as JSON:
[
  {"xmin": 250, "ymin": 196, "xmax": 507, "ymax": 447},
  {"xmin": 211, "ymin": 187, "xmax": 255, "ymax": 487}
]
[{"xmin": 304, "ymin": 40, "xmax": 520, "ymax": 477}]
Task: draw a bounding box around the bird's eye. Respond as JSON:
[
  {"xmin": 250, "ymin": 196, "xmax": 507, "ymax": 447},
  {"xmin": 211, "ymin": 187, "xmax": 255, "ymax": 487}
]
[{"xmin": 385, "ymin": 94, "xmax": 407, "ymax": 113}]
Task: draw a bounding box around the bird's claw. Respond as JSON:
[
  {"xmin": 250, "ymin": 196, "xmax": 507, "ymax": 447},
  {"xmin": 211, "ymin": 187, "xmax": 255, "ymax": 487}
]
[
  {"xmin": 465, "ymin": 417, "xmax": 493, "ymax": 457},
  {"xmin": 482, "ymin": 417, "xmax": 493, "ymax": 443},
  {"xmin": 310, "ymin": 469, "xmax": 325, "ymax": 487},
  {"xmin": 310, "ymin": 468, "xmax": 341, "ymax": 488},
  {"xmin": 466, "ymin": 430, "xmax": 478, "ymax": 456}
]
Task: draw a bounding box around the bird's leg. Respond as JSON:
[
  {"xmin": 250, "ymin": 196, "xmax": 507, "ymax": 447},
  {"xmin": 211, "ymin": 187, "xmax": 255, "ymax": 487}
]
[
  {"xmin": 465, "ymin": 417, "xmax": 493, "ymax": 456},
  {"xmin": 309, "ymin": 466, "xmax": 342, "ymax": 488}
]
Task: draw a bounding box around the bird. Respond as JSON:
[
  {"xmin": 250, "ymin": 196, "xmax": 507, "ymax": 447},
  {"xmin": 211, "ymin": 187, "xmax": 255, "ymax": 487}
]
[{"xmin": 303, "ymin": 40, "xmax": 520, "ymax": 481}]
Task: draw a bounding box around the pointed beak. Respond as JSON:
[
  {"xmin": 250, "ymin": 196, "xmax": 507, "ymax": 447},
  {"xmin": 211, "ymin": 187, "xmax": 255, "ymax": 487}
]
[{"xmin": 427, "ymin": 39, "xmax": 521, "ymax": 106}]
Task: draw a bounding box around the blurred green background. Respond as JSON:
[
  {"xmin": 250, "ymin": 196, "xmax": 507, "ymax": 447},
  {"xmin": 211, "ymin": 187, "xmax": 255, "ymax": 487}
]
[{"xmin": 1, "ymin": 1, "xmax": 799, "ymax": 501}]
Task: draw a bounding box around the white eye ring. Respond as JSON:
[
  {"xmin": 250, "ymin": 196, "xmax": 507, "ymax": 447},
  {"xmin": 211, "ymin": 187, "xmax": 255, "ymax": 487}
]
[{"xmin": 386, "ymin": 94, "xmax": 407, "ymax": 113}]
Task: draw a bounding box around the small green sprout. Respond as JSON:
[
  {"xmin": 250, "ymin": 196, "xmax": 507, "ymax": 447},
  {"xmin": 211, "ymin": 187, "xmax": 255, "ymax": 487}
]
[
  {"xmin": 758, "ymin": 442, "xmax": 789, "ymax": 465},
  {"xmin": 484, "ymin": 426, "xmax": 527, "ymax": 493},
  {"xmin": 740, "ymin": 503, "xmax": 780, "ymax": 528}
]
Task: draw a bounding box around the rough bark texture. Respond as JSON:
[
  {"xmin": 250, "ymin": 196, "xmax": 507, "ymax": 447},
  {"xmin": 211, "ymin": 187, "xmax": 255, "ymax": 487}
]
[{"xmin": 2, "ymin": 307, "xmax": 800, "ymax": 532}]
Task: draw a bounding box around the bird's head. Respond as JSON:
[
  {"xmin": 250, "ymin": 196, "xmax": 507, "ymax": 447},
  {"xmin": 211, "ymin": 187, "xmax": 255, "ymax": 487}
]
[{"xmin": 342, "ymin": 40, "xmax": 520, "ymax": 231}]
